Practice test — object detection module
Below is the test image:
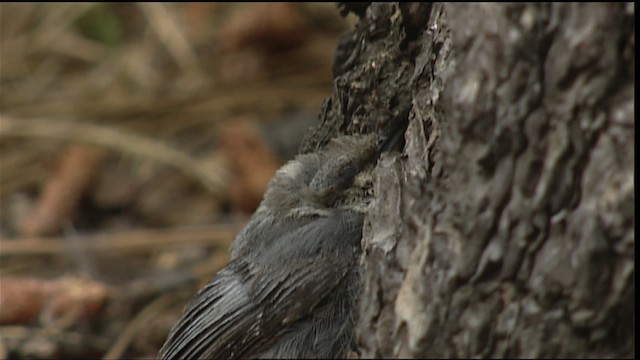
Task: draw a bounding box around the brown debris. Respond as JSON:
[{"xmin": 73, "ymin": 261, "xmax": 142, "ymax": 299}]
[
  {"xmin": 219, "ymin": 118, "xmax": 283, "ymax": 213},
  {"xmin": 216, "ymin": 3, "xmax": 312, "ymax": 83},
  {"xmin": 0, "ymin": 337, "xmax": 6, "ymax": 360},
  {"xmin": 0, "ymin": 276, "xmax": 109, "ymax": 328},
  {"xmin": 19, "ymin": 144, "xmax": 107, "ymax": 237},
  {"xmin": 0, "ymin": 277, "xmax": 48, "ymax": 324},
  {"xmin": 40, "ymin": 276, "xmax": 109, "ymax": 329},
  {"xmin": 218, "ymin": 3, "xmax": 311, "ymax": 54}
]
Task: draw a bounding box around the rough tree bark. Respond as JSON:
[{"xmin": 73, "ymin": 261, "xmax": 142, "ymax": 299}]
[{"xmin": 301, "ymin": 3, "xmax": 634, "ymax": 358}]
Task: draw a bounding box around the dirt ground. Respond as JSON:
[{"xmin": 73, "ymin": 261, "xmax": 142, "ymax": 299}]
[{"xmin": 0, "ymin": 3, "xmax": 354, "ymax": 359}]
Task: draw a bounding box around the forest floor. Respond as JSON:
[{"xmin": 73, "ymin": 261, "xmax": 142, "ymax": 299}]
[{"xmin": 0, "ymin": 3, "xmax": 353, "ymax": 358}]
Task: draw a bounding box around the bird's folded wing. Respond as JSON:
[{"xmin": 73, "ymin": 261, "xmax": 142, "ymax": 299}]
[{"xmin": 159, "ymin": 213, "xmax": 362, "ymax": 359}]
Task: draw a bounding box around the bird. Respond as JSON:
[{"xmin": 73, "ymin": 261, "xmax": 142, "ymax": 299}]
[{"xmin": 159, "ymin": 105, "xmax": 411, "ymax": 359}]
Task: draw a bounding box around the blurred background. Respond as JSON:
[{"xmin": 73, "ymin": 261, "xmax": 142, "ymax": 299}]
[{"xmin": 0, "ymin": 3, "xmax": 353, "ymax": 359}]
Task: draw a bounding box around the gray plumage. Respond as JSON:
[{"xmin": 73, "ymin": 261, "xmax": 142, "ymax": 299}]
[{"xmin": 159, "ymin": 106, "xmax": 411, "ymax": 359}]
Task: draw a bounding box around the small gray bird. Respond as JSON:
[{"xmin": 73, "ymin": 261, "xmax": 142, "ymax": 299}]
[{"xmin": 159, "ymin": 106, "xmax": 411, "ymax": 359}]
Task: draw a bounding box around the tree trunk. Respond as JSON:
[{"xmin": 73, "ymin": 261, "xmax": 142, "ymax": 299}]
[{"xmin": 303, "ymin": 3, "xmax": 634, "ymax": 358}]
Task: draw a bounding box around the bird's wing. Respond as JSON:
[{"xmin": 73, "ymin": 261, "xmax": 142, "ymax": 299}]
[{"xmin": 159, "ymin": 211, "xmax": 362, "ymax": 359}]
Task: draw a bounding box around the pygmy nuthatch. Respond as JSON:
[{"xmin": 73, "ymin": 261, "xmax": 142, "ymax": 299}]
[{"xmin": 159, "ymin": 105, "xmax": 411, "ymax": 359}]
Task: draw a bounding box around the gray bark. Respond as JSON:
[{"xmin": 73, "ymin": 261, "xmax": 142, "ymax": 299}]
[{"xmin": 303, "ymin": 3, "xmax": 634, "ymax": 358}]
